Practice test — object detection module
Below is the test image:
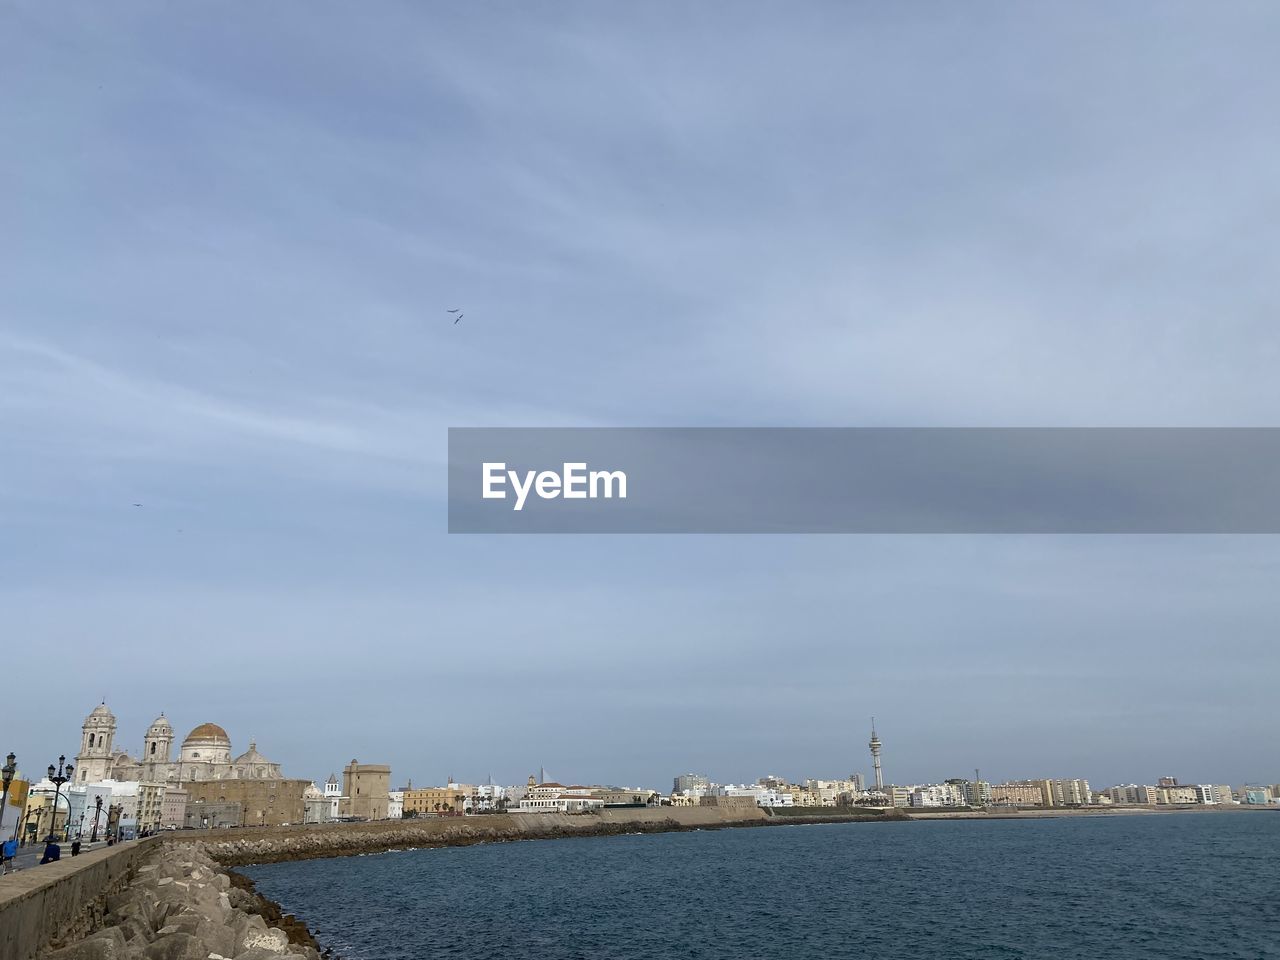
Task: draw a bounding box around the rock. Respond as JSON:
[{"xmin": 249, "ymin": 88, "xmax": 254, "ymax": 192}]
[
  {"xmin": 141, "ymin": 932, "xmax": 210, "ymax": 960},
  {"xmin": 237, "ymin": 926, "xmax": 289, "ymax": 955},
  {"xmin": 44, "ymin": 928, "xmax": 132, "ymax": 960},
  {"xmin": 116, "ymin": 915, "xmax": 154, "ymax": 944}
]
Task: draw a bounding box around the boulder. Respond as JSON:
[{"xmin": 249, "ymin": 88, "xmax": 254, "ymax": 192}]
[
  {"xmin": 237, "ymin": 925, "xmax": 289, "ymax": 955},
  {"xmin": 141, "ymin": 932, "xmax": 210, "ymax": 960},
  {"xmin": 44, "ymin": 928, "xmax": 132, "ymax": 960}
]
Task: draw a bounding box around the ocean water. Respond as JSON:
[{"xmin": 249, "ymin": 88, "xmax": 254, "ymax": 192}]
[{"xmin": 244, "ymin": 813, "xmax": 1280, "ymax": 960}]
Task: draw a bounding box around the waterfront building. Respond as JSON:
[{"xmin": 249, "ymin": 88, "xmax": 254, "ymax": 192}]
[
  {"xmin": 950, "ymin": 779, "xmax": 991, "ymax": 807},
  {"xmin": 184, "ymin": 777, "xmax": 312, "ymax": 827},
  {"xmin": 596, "ymin": 788, "xmax": 658, "ymax": 807},
  {"xmin": 73, "ymin": 703, "xmax": 285, "ymax": 785},
  {"xmin": 323, "ymin": 774, "xmax": 343, "ymax": 818},
  {"xmin": 137, "ymin": 782, "xmax": 166, "ymax": 834},
  {"xmin": 910, "ymin": 783, "xmax": 966, "ymax": 807},
  {"xmin": 472, "ymin": 782, "xmax": 506, "ymax": 812},
  {"xmin": 1155, "ymin": 784, "xmax": 1200, "ymax": 804},
  {"xmin": 184, "ymin": 799, "xmax": 241, "ymax": 829},
  {"xmin": 989, "ymin": 781, "xmax": 1045, "ymax": 807},
  {"xmin": 339, "ymin": 760, "xmax": 391, "ymax": 820},
  {"xmin": 712, "ymin": 784, "xmax": 794, "ymax": 807},
  {"xmin": 1040, "ymin": 779, "xmax": 1092, "ymax": 807},
  {"xmin": 1192, "ymin": 785, "xmax": 1218, "ymax": 805},
  {"xmin": 303, "ymin": 783, "xmax": 331, "ymax": 823},
  {"xmin": 162, "ymin": 787, "xmax": 188, "ymax": 829},
  {"xmin": 20, "ymin": 779, "xmax": 68, "ymax": 842},
  {"xmin": 387, "ymin": 790, "xmax": 404, "ymax": 820},
  {"xmin": 514, "ymin": 777, "xmax": 607, "ymax": 814},
  {"xmin": 62, "ymin": 780, "xmax": 148, "ymax": 838},
  {"xmin": 673, "ymin": 773, "xmax": 710, "ymax": 795},
  {"xmin": 1104, "ymin": 784, "xmax": 1158, "ymax": 805},
  {"xmin": 804, "ymin": 779, "xmax": 862, "ymax": 806},
  {"xmin": 404, "ymin": 782, "xmax": 472, "ymax": 816},
  {"xmin": 886, "ymin": 785, "xmax": 912, "ymax": 808}
]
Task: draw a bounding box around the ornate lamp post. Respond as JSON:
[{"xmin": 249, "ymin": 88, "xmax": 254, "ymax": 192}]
[
  {"xmin": 0, "ymin": 752, "xmax": 15, "ymax": 838},
  {"xmin": 91, "ymin": 795, "xmax": 103, "ymax": 842},
  {"xmin": 47, "ymin": 755, "xmax": 74, "ymax": 841}
]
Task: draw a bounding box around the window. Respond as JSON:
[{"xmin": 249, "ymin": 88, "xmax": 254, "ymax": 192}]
[
  {"xmin": 89, "ymin": 734, "xmax": 95, "ymax": 747},
  {"xmin": 150, "ymin": 743, "xmax": 156, "ymax": 756}
]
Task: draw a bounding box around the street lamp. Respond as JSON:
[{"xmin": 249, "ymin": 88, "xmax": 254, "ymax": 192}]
[
  {"xmin": 47, "ymin": 756, "xmax": 74, "ymax": 842},
  {"xmin": 1, "ymin": 752, "xmax": 15, "ymax": 838},
  {"xmin": 91, "ymin": 795, "xmax": 103, "ymax": 842}
]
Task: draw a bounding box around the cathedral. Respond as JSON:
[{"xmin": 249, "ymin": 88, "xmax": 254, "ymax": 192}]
[{"xmin": 73, "ymin": 702, "xmax": 284, "ymax": 785}]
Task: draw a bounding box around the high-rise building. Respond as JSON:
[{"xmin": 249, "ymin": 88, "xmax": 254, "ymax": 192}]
[{"xmin": 673, "ymin": 773, "xmax": 710, "ymax": 795}]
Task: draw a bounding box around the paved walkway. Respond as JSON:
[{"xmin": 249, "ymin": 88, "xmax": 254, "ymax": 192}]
[{"xmin": 1, "ymin": 839, "xmax": 113, "ymax": 876}]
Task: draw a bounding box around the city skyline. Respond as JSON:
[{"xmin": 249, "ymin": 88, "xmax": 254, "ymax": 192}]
[{"xmin": 6, "ymin": 702, "xmax": 1273, "ymax": 794}]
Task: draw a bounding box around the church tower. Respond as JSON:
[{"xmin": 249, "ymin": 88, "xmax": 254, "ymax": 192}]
[
  {"xmin": 143, "ymin": 713, "xmax": 174, "ymax": 772},
  {"xmin": 75, "ymin": 702, "xmax": 117, "ymax": 783}
]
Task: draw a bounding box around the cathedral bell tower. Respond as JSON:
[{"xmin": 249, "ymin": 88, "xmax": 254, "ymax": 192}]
[
  {"xmin": 75, "ymin": 702, "xmax": 117, "ymax": 783},
  {"xmin": 143, "ymin": 713, "xmax": 174, "ymax": 773}
]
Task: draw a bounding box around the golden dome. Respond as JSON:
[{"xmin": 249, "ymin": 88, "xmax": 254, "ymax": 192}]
[{"xmin": 183, "ymin": 722, "xmax": 230, "ymax": 743}]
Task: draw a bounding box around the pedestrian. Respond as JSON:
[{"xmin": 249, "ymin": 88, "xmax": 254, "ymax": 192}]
[
  {"xmin": 40, "ymin": 837, "xmax": 61, "ymax": 864},
  {"xmin": 71, "ymin": 838, "xmax": 82, "ymax": 856},
  {"xmin": 1, "ymin": 836, "xmax": 17, "ymax": 874}
]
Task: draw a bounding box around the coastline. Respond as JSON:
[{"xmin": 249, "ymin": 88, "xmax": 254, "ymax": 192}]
[
  {"xmin": 194, "ymin": 806, "xmax": 904, "ymax": 867},
  {"xmin": 195, "ymin": 803, "xmax": 1276, "ymax": 868},
  {"xmin": 19, "ymin": 804, "xmax": 1273, "ymax": 958}
]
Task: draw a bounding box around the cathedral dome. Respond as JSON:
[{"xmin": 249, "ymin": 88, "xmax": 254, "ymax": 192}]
[
  {"xmin": 149, "ymin": 714, "xmax": 173, "ymax": 732},
  {"xmin": 87, "ymin": 702, "xmax": 115, "ymax": 721},
  {"xmin": 184, "ymin": 723, "xmax": 230, "ymax": 744}
]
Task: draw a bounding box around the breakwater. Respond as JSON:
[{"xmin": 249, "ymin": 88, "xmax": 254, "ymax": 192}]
[{"xmin": 195, "ymin": 805, "xmax": 900, "ymax": 867}]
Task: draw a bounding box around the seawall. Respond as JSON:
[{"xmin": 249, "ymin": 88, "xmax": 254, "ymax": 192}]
[{"xmin": 0, "ymin": 837, "xmax": 162, "ymax": 960}]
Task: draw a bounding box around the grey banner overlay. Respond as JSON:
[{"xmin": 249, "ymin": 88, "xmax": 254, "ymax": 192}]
[{"xmin": 448, "ymin": 428, "xmax": 1280, "ymax": 533}]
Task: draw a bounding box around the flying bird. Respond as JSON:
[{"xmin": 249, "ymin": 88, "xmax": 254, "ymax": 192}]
[
  {"xmin": 454, "ymin": 313, "xmax": 464, "ymax": 324},
  {"xmin": 446, "ymin": 308, "xmax": 460, "ymax": 314},
  {"xmin": 132, "ymin": 503, "xmax": 142, "ymax": 507}
]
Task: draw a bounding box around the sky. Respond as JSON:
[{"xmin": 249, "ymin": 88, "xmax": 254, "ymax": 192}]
[{"xmin": 2, "ymin": 2, "xmax": 1279, "ymax": 791}]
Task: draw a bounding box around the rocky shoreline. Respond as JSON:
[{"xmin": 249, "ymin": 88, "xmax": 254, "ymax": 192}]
[
  {"xmin": 198, "ymin": 808, "xmax": 901, "ymax": 867},
  {"xmin": 40, "ymin": 842, "xmax": 324, "ymax": 960}
]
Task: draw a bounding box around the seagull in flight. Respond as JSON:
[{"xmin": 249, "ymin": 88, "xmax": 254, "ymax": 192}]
[
  {"xmin": 454, "ymin": 313, "xmax": 464, "ymax": 324},
  {"xmin": 446, "ymin": 308, "xmax": 460, "ymax": 314},
  {"xmin": 132, "ymin": 503, "xmax": 142, "ymax": 507}
]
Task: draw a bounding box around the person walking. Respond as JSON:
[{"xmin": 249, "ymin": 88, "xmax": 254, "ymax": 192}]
[
  {"xmin": 1, "ymin": 836, "xmax": 17, "ymax": 874},
  {"xmin": 39, "ymin": 837, "xmax": 60, "ymax": 864}
]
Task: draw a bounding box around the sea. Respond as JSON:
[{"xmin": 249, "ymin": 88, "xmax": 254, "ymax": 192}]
[{"xmin": 243, "ymin": 812, "xmax": 1280, "ymax": 960}]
